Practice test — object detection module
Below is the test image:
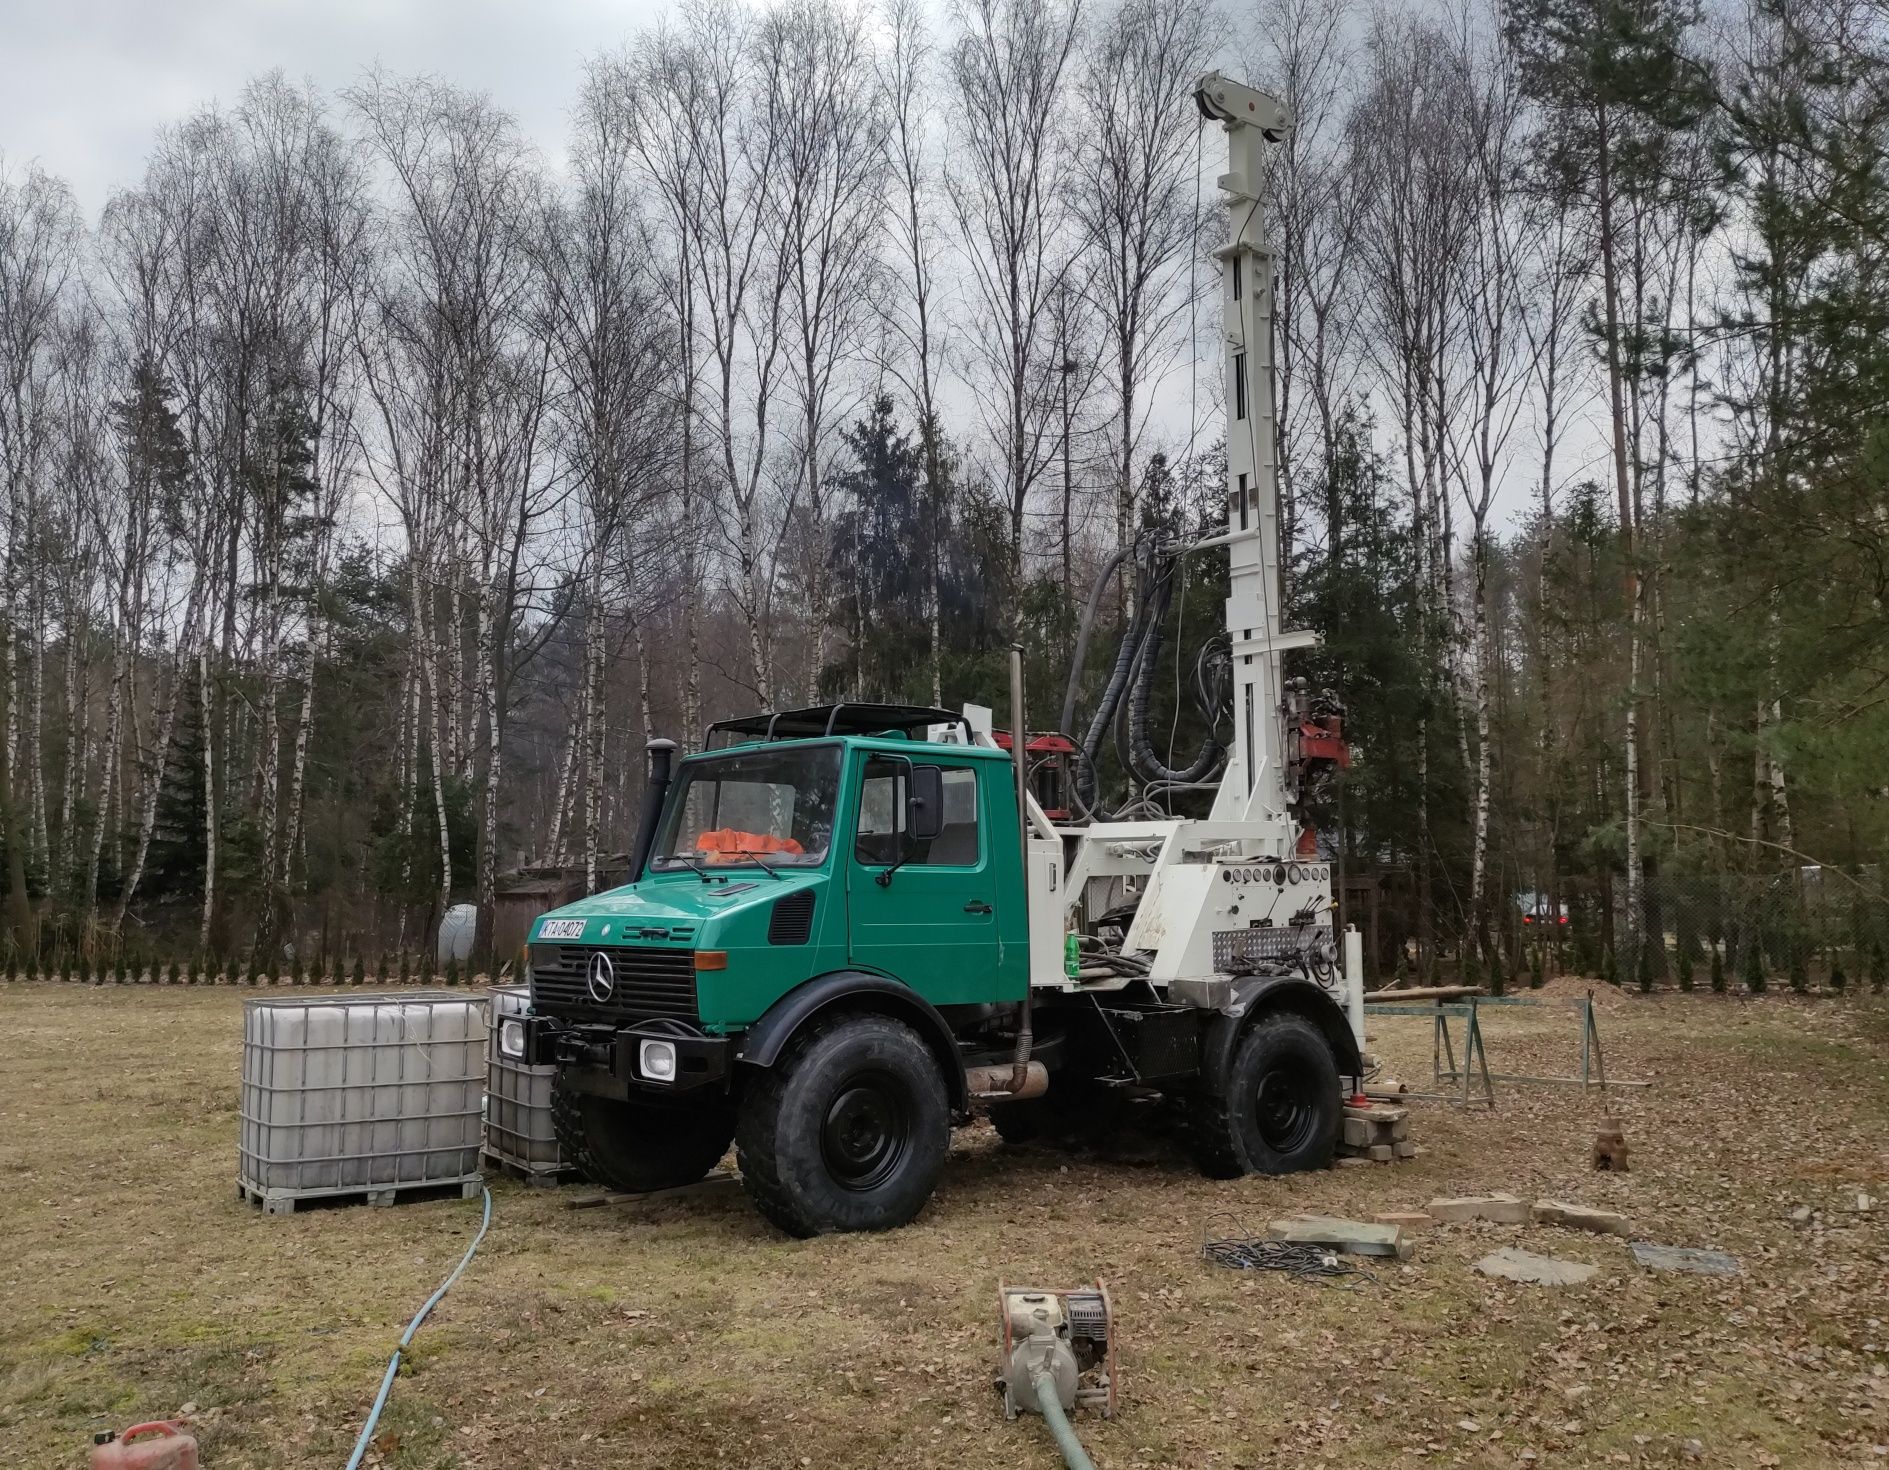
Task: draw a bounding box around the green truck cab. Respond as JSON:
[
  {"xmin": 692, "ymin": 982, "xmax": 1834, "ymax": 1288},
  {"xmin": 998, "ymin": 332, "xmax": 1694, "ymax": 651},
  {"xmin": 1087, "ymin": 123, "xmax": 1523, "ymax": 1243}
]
[
  {"xmin": 518, "ymin": 706, "xmax": 1032, "ymax": 1235},
  {"xmin": 515, "ymin": 703, "xmax": 1359, "ymax": 1238}
]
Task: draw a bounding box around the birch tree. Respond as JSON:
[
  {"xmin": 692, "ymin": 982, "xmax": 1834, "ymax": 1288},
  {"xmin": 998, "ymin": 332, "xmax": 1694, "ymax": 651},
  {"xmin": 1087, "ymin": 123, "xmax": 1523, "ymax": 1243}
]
[
  {"xmin": 543, "ymin": 68, "xmax": 680, "ymax": 890},
  {"xmin": 877, "ymin": 0, "xmax": 949, "ymax": 703},
  {"xmin": 759, "ymin": 0, "xmax": 885, "ymax": 700},
  {"xmin": 948, "ymin": 0, "xmax": 1085, "ymax": 577},
  {"xmin": 0, "ymin": 160, "xmax": 81, "ymax": 952},
  {"xmin": 1068, "ymin": 0, "xmax": 1212, "ymax": 562}
]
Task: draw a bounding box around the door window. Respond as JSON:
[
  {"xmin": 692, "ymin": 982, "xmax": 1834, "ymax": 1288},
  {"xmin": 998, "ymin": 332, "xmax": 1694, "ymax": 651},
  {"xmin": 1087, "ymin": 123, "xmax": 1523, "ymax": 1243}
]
[{"xmin": 855, "ymin": 759, "xmax": 980, "ymax": 868}]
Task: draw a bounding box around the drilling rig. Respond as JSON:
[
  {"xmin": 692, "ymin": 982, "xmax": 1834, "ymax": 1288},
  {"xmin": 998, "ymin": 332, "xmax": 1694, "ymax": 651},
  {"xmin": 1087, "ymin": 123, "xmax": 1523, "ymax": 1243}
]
[{"xmin": 507, "ymin": 73, "xmax": 1365, "ymax": 1238}]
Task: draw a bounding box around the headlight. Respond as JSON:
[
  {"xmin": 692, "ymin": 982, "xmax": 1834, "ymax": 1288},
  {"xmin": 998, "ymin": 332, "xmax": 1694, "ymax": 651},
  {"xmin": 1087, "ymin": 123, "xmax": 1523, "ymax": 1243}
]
[
  {"xmin": 499, "ymin": 1019, "xmax": 525, "ymax": 1059},
  {"xmin": 639, "ymin": 1039, "xmax": 678, "ymax": 1083}
]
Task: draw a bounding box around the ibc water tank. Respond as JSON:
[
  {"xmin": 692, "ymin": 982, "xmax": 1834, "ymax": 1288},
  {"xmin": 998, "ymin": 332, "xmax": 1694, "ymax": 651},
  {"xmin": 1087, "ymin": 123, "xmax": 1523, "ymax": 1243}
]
[{"xmin": 438, "ymin": 903, "xmax": 476, "ymax": 964}]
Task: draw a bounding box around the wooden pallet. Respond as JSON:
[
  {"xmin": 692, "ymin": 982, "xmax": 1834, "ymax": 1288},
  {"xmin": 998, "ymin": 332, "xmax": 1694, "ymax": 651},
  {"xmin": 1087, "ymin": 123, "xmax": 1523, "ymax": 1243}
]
[
  {"xmin": 238, "ymin": 1175, "xmax": 483, "ymax": 1216},
  {"xmin": 481, "ymin": 1150, "xmax": 580, "ymax": 1188}
]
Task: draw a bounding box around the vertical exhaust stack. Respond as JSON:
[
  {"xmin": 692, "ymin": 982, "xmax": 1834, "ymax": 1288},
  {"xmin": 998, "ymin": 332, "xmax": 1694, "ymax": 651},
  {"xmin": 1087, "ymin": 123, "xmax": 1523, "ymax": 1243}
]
[
  {"xmin": 1008, "ymin": 645, "xmax": 1034, "ymax": 1093},
  {"xmin": 628, "ymin": 737, "xmax": 679, "ymax": 885}
]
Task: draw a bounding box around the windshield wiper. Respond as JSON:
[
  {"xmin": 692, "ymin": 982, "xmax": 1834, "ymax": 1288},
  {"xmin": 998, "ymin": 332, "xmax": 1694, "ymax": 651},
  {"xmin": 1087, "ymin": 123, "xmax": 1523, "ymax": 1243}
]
[
  {"xmin": 740, "ymin": 853, "xmax": 786, "ymax": 879},
  {"xmin": 668, "ymin": 855, "xmax": 715, "ymax": 882}
]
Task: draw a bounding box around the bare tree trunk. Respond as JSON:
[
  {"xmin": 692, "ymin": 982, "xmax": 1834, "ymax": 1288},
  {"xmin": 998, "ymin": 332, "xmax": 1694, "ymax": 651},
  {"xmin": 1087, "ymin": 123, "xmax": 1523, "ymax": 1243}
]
[
  {"xmin": 116, "ymin": 585, "xmax": 204, "ymax": 926},
  {"xmin": 412, "ymin": 563, "xmax": 454, "ymax": 920},
  {"xmin": 584, "ymin": 577, "xmax": 605, "ymax": 892},
  {"xmin": 477, "ymin": 580, "xmax": 502, "ymax": 959},
  {"xmin": 198, "ymin": 643, "xmax": 218, "ymax": 953},
  {"xmin": 280, "ymin": 628, "xmax": 321, "ymax": 899}
]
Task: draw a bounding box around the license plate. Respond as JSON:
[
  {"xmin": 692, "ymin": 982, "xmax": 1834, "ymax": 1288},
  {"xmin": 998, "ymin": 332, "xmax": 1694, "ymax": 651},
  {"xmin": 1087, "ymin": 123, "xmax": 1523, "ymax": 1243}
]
[{"xmin": 539, "ymin": 918, "xmax": 586, "ymax": 940}]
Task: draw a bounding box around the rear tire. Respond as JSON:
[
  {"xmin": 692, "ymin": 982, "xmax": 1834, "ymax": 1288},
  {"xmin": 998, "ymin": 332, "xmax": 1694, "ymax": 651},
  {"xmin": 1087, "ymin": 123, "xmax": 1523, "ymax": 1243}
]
[
  {"xmin": 551, "ymin": 1080, "xmax": 735, "ymax": 1193},
  {"xmin": 1190, "ymin": 1013, "xmax": 1340, "ymax": 1179},
  {"xmin": 736, "ymin": 1013, "xmax": 949, "ymax": 1237}
]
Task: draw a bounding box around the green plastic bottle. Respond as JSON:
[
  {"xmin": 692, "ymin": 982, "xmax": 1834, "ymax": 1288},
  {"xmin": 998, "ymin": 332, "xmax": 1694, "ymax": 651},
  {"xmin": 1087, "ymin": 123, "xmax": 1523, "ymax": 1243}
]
[{"xmin": 1064, "ymin": 931, "xmax": 1081, "ymax": 979}]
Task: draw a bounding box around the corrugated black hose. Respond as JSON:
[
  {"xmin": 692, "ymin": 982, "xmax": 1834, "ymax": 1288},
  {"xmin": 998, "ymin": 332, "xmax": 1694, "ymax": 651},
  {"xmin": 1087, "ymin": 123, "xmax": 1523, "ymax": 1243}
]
[
  {"xmin": 1076, "ymin": 544, "xmax": 1157, "ymax": 810},
  {"xmin": 1126, "ymin": 561, "xmax": 1223, "ymax": 786}
]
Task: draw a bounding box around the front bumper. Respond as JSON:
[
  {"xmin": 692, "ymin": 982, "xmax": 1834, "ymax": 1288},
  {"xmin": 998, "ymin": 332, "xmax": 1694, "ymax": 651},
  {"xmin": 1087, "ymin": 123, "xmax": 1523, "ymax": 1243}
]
[{"xmin": 519, "ymin": 1013, "xmax": 732, "ymax": 1098}]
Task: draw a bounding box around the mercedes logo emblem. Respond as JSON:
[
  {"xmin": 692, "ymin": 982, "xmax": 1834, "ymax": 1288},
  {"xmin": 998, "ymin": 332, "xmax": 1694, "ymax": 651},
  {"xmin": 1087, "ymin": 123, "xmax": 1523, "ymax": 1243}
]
[{"xmin": 585, "ymin": 950, "xmax": 616, "ymax": 1004}]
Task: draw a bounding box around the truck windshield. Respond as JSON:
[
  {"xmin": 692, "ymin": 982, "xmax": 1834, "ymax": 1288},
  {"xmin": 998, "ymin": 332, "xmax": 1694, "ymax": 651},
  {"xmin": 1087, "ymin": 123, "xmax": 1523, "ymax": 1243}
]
[{"xmin": 651, "ymin": 745, "xmax": 841, "ymax": 870}]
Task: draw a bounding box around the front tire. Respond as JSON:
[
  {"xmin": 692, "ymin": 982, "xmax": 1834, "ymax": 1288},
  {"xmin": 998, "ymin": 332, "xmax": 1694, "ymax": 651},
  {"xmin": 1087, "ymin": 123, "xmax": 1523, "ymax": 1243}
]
[
  {"xmin": 1190, "ymin": 1013, "xmax": 1341, "ymax": 1179},
  {"xmin": 551, "ymin": 1081, "xmax": 736, "ymax": 1193},
  {"xmin": 736, "ymin": 1013, "xmax": 949, "ymax": 1237}
]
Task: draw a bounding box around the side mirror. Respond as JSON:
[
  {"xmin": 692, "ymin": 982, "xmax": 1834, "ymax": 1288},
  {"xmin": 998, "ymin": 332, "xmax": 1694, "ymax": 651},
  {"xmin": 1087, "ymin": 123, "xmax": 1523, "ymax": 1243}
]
[{"xmin": 907, "ymin": 765, "xmax": 944, "ymax": 842}]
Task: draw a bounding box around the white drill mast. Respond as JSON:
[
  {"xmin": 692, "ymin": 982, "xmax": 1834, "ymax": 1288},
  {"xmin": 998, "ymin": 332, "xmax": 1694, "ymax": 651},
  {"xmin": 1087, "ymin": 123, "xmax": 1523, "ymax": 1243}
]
[
  {"xmin": 1193, "ymin": 73, "xmax": 1317, "ymax": 836},
  {"xmin": 977, "ymin": 73, "xmax": 1361, "ymax": 1042}
]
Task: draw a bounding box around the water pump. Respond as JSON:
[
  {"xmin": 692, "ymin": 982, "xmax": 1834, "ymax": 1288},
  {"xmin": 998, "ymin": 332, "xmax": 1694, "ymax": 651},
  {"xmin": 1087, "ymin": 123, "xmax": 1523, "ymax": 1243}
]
[{"xmin": 997, "ymin": 1282, "xmax": 1116, "ymax": 1469}]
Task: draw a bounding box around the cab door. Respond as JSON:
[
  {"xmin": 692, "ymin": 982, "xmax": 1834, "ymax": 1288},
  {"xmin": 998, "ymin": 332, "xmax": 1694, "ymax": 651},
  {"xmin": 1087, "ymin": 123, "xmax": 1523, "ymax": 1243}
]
[{"xmin": 846, "ymin": 754, "xmax": 1002, "ymax": 1006}]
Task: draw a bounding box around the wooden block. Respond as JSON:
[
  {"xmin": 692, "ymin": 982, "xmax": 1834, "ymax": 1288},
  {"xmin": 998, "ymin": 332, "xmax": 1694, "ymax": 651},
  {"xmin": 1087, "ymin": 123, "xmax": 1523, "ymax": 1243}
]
[
  {"xmin": 1343, "ymin": 1117, "xmax": 1375, "ymax": 1149},
  {"xmin": 1373, "ymin": 1210, "xmax": 1433, "ymax": 1231},
  {"xmin": 1269, "ymin": 1215, "xmax": 1412, "ymax": 1259},
  {"xmin": 1427, "ymin": 1193, "xmax": 1528, "ymax": 1224},
  {"xmin": 1531, "ymin": 1198, "xmax": 1632, "ymax": 1236},
  {"xmin": 1367, "ymin": 1144, "xmax": 1394, "ymax": 1162},
  {"xmin": 1393, "ymin": 1139, "xmax": 1418, "ymax": 1159}
]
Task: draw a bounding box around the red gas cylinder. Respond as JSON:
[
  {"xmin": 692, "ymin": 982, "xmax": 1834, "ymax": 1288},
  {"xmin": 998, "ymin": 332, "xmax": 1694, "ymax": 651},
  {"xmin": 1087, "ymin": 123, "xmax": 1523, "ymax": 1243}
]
[{"xmin": 90, "ymin": 1422, "xmax": 199, "ymax": 1470}]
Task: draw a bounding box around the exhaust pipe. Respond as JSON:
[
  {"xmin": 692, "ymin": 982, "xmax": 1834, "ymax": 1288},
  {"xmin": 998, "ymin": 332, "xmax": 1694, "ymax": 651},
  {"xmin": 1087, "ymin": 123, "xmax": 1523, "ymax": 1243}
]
[
  {"xmin": 966, "ymin": 1061, "xmax": 1049, "ymax": 1100},
  {"xmin": 628, "ymin": 737, "xmax": 679, "ymax": 884},
  {"xmin": 1008, "ymin": 644, "xmax": 1034, "ymax": 1093}
]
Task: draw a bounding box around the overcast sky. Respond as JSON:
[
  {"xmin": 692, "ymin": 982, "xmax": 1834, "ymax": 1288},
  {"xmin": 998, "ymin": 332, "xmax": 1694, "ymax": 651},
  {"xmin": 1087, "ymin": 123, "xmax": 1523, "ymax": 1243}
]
[
  {"xmin": 0, "ymin": 0, "xmax": 1621, "ymax": 528},
  {"xmin": 0, "ymin": 0, "xmax": 657, "ymax": 219}
]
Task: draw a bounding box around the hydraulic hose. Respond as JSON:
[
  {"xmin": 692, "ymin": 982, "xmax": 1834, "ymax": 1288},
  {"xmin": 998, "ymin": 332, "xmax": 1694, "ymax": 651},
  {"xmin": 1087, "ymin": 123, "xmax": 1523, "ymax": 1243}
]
[
  {"xmin": 1059, "ymin": 542, "xmax": 1133, "ymax": 739},
  {"xmin": 1126, "ymin": 566, "xmax": 1223, "ymax": 787},
  {"xmin": 344, "ymin": 1186, "xmax": 493, "ymax": 1470},
  {"xmin": 1030, "ymin": 1371, "xmax": 1098, "ymax": 1470},
  {"xmin": 1077, "ymin": 563, "xmax": 1152, "ymax": 810}
]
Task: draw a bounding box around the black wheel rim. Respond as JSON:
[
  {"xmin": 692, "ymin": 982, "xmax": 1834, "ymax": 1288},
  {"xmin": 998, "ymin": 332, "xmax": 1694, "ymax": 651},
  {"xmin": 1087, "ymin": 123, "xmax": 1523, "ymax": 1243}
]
[
  {"xmin": 1253, "ymin": 1066, "xmax": 1316, "ymax": 1153},
  {"xmin": 821, "ymin": 1070, "xmax": 911, "ymax": 1191}
]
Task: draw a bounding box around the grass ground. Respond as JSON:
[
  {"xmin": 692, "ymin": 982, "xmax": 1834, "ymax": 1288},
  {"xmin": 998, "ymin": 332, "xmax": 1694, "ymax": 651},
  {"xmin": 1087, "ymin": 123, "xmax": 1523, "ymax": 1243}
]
[{"xmin": 2, "ymin": 978, "xmax": 1886, "ymax": 1469}]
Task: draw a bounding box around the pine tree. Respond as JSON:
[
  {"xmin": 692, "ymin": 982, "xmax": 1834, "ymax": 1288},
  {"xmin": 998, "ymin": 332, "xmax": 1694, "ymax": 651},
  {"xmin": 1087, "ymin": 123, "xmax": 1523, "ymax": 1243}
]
[
  {"xmin": 1872, "ymin": 942, "xmax": 1886, "ymax": 995},
  {"xmin": 1788, "ymin": 940, "xmax": 1809, "ymax": 995},
  {"xmin": 1829, "ymin": 956, "xmax": 1847, "ymax": 995},
  {"xmin": 1710, "ymin": 946, "xmax": 1726, "ymax": 993},
  {"xmin": 1743, "ymin": 938, "xmax": 1766, "ymax": 994}
]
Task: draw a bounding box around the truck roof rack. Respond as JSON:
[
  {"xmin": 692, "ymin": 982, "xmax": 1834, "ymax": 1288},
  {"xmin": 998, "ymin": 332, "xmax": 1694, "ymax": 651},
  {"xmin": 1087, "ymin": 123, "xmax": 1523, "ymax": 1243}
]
[{"xmin": 704, "ymin": 703, "xmax": 973, "ymax": 748}]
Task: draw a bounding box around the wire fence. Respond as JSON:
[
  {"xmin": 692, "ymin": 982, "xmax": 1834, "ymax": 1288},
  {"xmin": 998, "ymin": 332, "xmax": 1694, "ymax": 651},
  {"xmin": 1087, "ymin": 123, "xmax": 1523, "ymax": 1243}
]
[
  {"xmin": 1619, "ymin": 866, "xmax": 1889, "ymax": 992},
  {"xmin": 1508, "ymin": 866, "xmax": 1889, "ymax": 993},
  {"xmin": 1348, "ymin": 863, "xmax": 1889, "ymax": 995}
]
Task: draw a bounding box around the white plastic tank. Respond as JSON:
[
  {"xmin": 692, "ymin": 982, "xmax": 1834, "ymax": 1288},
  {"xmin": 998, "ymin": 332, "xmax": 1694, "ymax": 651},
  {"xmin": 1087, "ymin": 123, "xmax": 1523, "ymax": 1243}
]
[
  {"xmin": 483, "ymin": 985, "xmax": 566, "ymax": 1178},
  {"xmin": 238, "ymin": 992, "xmax": 485, "ymax": 1213},
  {"xmin": 438, "ymin": 903, "xmax": 477, "ymax": 965}
]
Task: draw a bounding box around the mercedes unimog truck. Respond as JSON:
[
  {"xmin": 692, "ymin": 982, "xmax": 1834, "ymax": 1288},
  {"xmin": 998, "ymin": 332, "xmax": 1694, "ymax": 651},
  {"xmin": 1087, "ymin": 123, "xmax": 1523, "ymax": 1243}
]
[{"xmin": 505, "ymin": 73, "xmax": 1366, "ymax": 1238}]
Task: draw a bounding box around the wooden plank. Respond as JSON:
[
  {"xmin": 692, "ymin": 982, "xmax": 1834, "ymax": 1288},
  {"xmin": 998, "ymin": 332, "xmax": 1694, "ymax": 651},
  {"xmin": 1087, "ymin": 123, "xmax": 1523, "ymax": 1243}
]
[
  {"xmin": 1365, "ymin": 985, "xmax": 1485, "ymax": 1003},
  {"xmin": 564, "ymin": 1171, "xmax": 741, "ymax": 1211}
]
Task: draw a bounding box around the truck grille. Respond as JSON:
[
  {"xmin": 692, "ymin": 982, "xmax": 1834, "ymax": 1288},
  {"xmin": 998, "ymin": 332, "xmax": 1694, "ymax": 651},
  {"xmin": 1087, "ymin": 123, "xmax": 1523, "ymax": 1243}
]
[{"xmin": 529, "ymin": 944, "xmax": 698, "ymax": 1022}]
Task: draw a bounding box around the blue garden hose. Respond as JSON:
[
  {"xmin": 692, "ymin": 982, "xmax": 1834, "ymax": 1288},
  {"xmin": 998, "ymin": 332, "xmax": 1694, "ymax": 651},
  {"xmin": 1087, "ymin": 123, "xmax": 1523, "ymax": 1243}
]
[{"xmin": 344, "ymin": 1186, "xmax": 493, "ymax": 1470}]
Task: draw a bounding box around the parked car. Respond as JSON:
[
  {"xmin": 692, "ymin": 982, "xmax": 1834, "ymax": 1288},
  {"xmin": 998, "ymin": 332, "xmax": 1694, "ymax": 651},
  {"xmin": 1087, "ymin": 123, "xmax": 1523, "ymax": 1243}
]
[{"xmin": 1515, "ymin": 890, "xmax": 1569, "ymax": 929}]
